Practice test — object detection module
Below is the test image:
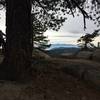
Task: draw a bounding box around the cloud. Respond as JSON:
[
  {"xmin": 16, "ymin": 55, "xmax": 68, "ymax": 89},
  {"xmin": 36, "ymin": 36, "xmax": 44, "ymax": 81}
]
[
  {"xmin": 67, "ymin": 30, "xmax": 82, "ymax": 34},
  {"xmin": 52, "ymin": 35, "xmax": 79, "ymax": 38}
]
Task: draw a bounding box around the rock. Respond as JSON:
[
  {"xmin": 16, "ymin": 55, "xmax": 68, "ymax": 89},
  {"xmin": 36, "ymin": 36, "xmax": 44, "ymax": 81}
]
[
  {"xmin": 84, "ymin": 69, "xmax": 100, "ymax": 89},
  {"xmin": 92, "ymin": 49, "xmax": 100, "ymax": 62},
  {"xmin": 0, "ymin": 55, "xmax": 4, "ymax": 63},
  {"xmin": 32, "ymin": 49, "xmax": 50, "ymax": 59},
  {"xmin": 59, "ymin": 53, "xmax": 75, "ymax": 59},
  {"xmin": 76, "ymin": 51, "xmax": 93, "ymax": 60}
]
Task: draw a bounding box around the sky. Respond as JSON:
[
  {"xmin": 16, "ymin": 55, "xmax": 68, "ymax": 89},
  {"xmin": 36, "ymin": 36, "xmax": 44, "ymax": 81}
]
[
  {"xmin": 44, "ymin": 14, "xmax": 100, "ymax": 46},
  {"xmin": 0, "ymin": 9, "xmax": 5, "ymax": 33},
  {"xmin": 0, "ymin": 8, "xmax": 100, "ymax": 46}
]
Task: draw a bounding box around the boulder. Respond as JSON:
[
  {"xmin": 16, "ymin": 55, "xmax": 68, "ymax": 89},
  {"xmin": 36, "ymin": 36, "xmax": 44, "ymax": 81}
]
[
  {"xmin": 76, "ymin": 51, "xmax": 93, "ymax": 60},
  {"xmin": 59, "ymin": 53, "xmax": 75, "ymax": 59},
  {"xmin": 32, "ymin": 49, "xmax": 50, "ymax": 59},
  {"xmin": 0, "ymin": 55, "xmax": 4, "ymax": 63},
  {"xmin": 84, "ymin": 69, "xmax": 100, "ymax": 88},
  {"xmin": 92, "ymin": 49, "xmax": 100, "ymax": 62}
]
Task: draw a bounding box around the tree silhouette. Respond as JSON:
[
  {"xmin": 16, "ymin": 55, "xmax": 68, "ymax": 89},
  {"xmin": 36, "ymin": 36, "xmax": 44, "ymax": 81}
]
[
  {"xmin": 0, "ymin": 0, "xmax": 100, "ymax": 80},
  {"xmin": 32, "ymin": 17, "xmax": 51, "ymax": 50},
  {"xmin": 33, "ymin": 34, "xmax": 51, "ymax": 50},
  {"xmin": 77, "ymin": 30, "xmax": 100, "ymax": 50},
  {"xmin": 0, "ymin": 30, "xmax": 6, "ymax": 54}
]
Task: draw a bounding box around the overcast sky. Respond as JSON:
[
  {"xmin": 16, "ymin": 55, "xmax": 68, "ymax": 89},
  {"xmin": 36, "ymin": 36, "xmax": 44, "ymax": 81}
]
[
  {"xmin": 44, "ymin": 14, "xmax": 100, "ymax": 45},
  {"xmin": 0, "ymin": 8, "xmax": 100, "ymax": 46},
  {"xmin": 0, "ymin": 10, "xmax": 5, "ymax": 33}
]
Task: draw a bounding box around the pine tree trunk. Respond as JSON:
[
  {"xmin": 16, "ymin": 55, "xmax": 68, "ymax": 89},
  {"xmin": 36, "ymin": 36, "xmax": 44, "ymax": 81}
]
[{"xmin": 0, "ymin": 0, "xmax": 32, "ymax": 80}]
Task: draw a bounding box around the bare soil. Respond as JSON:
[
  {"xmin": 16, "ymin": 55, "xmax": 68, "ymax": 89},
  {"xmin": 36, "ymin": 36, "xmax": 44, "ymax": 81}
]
[{"xmin": 0, "ymin": 57, "xmax": 100, "ymax": 100}]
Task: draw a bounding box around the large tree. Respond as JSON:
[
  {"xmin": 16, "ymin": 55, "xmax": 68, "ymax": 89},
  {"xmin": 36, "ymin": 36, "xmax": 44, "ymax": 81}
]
[
  {"xmin": 0, "ymin": 0, "xmax": 99, "ymax": 80},
  {"xmin": 2, "ymin": 0, "xmax": 32, "ymax": 80},
  {"xmin": 32, "ymin": 16, "xmax": 50, "ymax": 50}
]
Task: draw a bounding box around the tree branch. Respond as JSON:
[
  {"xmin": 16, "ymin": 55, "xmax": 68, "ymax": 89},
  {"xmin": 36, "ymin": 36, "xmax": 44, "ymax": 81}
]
[{"xmin": 71, "ymin": 0, "xmax": 89, "ymax": 29}]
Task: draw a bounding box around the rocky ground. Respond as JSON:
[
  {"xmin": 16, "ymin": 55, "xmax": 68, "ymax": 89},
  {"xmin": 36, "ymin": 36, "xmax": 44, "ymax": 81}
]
[
  {"xmin": 0, "ymin": 53, "xmax": 100, "ymax": 99},
  {"xmin": 0, "ymin": 67, "xmax": 100, "ymax": 100}
]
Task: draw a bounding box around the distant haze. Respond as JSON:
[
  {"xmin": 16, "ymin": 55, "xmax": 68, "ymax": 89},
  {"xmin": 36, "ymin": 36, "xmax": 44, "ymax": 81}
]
[{"xmin": 48, "ymin": 43, "xmax": 79, "ymax": 50}]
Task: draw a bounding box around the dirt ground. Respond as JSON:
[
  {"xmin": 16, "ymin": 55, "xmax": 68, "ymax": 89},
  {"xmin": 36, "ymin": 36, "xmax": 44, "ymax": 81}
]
[{"xmin": 0, "ymin": 58, "xmax": 100, "ymax": 100}]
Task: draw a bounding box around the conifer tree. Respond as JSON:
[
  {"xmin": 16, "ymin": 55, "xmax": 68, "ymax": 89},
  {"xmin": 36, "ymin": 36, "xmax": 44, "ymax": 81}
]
[
  {"xmin": 77, "ymin": 30, "xmax": 100, "ymax": 50},
  {"xmin": 32, "ymin": 17, "xmax": 50, "ymax": 50}
]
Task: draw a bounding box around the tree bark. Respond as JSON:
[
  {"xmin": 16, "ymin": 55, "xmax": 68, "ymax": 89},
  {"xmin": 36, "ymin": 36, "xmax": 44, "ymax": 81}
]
[{"xmin": 0, "ymin": 0, "xmax": 32, "ymax": 80}]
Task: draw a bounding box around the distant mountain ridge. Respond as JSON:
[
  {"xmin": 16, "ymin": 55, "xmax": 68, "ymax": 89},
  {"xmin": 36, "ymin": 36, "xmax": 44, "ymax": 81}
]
[
  {"xmin": 48, "ymin": 43, "xmax": 79, "ymax": 50},
  {"xmin": 47, "ymin": 44, "xmax": 80, "ymax": 56}
]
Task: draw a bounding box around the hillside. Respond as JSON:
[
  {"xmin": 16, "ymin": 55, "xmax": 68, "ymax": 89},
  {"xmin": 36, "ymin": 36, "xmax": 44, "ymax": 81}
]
[
  {"xmin": 0, "ymin": 57, "xmax": 100, "ymax": 99},
  {"xmin": 46, "ymin": 43, "xmax": 80, "ymax": 57},
  {"xmin": 47, "ymin": 47, "xmax": 80, "ymax": 56}
]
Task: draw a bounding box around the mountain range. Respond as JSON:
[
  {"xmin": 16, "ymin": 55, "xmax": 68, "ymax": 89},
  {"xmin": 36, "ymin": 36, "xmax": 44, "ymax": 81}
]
[
  {"xmin": 46, "ymin": 43, "xmax": 80, "ymax": 56},
  {"xmin": 47, "ymin": 43, "xmax": 79, "ymax": 50}
]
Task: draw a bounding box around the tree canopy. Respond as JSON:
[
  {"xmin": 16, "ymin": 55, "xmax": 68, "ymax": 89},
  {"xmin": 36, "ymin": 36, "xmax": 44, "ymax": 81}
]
[
  {"xmin": 31, "ymin": 0, "xmax": 88, "ymax": 30},
  {"xmin": 0, "ymin": 0, "xmax": 100, "ymax": 30},
  {"xmin": 77, "ymin": 29, "xmax": 100, "ymax": 50},
  {"xmin": 32, "ymin": 16, "xmax": 51, "ymax": 50}
]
